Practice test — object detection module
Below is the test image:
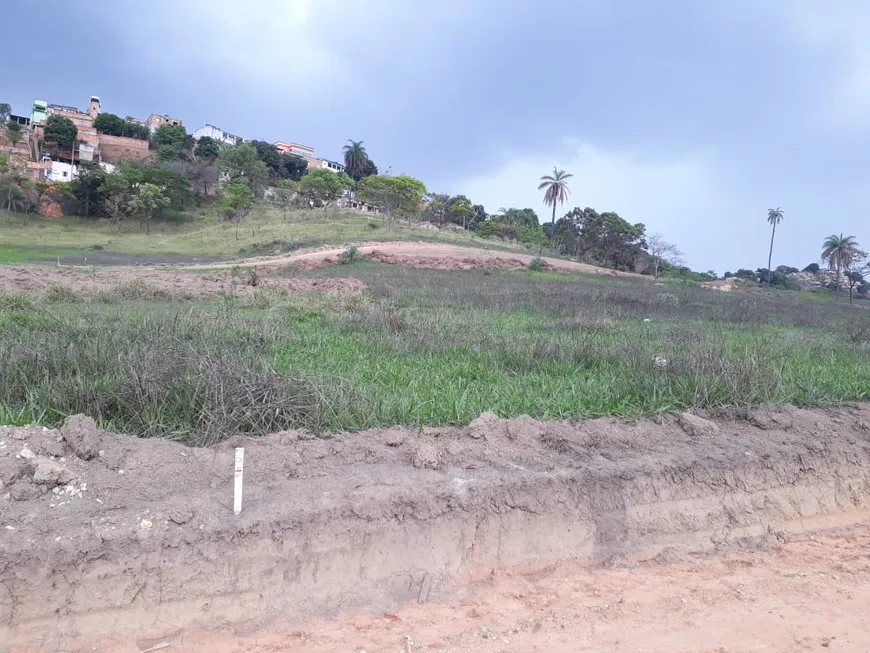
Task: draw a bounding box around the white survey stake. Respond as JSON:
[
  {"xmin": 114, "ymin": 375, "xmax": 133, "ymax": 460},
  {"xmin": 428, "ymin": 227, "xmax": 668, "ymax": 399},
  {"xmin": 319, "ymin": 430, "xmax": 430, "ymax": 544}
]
[{"xmin": 233, "ymin": 447, "xmax": 245, "ymax": 515}]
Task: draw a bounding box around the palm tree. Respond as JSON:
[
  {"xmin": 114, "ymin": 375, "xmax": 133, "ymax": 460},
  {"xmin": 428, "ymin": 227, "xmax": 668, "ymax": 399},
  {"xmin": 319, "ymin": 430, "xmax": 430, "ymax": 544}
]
[
  {"xmin": 342, "ymin": 140, "xmax": 368, "ymax": 181},
  {"xmin": 766, "ymin": 207, "xmax": 784, "ymax": 287},
  {"xmin": 821, "ymin": 233, "xmax": 859, "ymax": 297},
  {"xmin": 538, "ymin": 167, "xmax": 573, "ymax": 226}
]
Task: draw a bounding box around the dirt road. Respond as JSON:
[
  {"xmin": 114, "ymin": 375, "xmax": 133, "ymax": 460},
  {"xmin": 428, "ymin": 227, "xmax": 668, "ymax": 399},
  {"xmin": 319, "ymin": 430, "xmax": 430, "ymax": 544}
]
[
  {"xmin": 162, "ymin": 526, "xmax": 870, "ymax": 652},
  {"xmin": 184, "ymin": 241, "xmax": 639, "ymax": 275}
]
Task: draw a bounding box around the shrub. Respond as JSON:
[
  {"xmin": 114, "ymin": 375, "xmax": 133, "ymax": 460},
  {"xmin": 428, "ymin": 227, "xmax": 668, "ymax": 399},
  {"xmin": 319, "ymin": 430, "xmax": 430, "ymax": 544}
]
[
  {"xmin": 43, "ymin": 285, "xmax": 83, "ymax": 304},
  {"xmin": 528, "ymin": 256, "xmax": 544, "ymax": 271},
  {"xmin": 0, "ymin": 308, "xmax": 332, "ymax": 444},
  {"xmin": 113, "ymin": 280, "xmax": 174, "ymax": 301},
  {"xmin": 338, "ymin": 246, "xmax": 360, "ymax": 265},
  {"xmin": 0, "ymin": 292, "xmax": 36, "ymax": 313}
]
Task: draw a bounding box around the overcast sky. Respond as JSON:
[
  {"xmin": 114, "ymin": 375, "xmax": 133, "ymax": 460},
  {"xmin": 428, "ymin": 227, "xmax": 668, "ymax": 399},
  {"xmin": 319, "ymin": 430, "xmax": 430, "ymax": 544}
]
[{"xmin": 4, "ymin": 0, "xmax": 870, "ymax": 272}]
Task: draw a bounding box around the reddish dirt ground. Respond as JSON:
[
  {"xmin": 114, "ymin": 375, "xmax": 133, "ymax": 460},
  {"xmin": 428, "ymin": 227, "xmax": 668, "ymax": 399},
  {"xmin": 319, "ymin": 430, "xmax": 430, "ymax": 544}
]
[
  {"xmin": 4, "ymin": 406, "xmax": 870, "ymax": 651},
  {"xmin": 159, "ymin": 526, "xmax": 870, "ymax": 653},
  {"xmin": 185, "ymin": 241, "xmax": 640, "ymax": 275}
]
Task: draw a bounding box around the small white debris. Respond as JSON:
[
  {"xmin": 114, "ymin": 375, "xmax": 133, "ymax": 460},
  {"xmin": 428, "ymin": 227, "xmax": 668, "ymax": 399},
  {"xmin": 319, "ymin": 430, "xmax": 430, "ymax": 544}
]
[
  {"xmin": 140, "ymin": 519, "xmax": 153, "ymax": 530},
  {"xmin": 644, "ymin": 318, "xmax": 651, "ymax": 323},
  {"xmin": 652, "ymin": 355, "xmax": 669, "ymax": 368},
  {"xmin": 5, "ymin": 525, "xmax": 15, "ymax": 530},
  {"xmin": 42, "ymin": 426, "xmax": 48, "ymax": 432},
  {"xmin": 18, "ymin": 445, "xmax": 36, "ymax": 460},
  {"xmin": 118, "ymin": 469, "xmax": 125, "ymax": 475}
]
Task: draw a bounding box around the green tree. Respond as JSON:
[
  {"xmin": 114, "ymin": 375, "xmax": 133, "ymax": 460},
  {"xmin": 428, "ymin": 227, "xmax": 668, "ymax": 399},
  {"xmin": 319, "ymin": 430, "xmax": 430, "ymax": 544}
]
[
  {"xmin": 0, "ymin": 103, "xmax": 10, "ymax": 120},
  {"xmin": 219, "ymin": 143, "xmax": 269, "ymax": 195},
  {"xmin": 67, "ymin": 162, "xmax": 108, "ymax": 217},
  {"xmin": 298, "ymin": 168, "xmax": 353, "ymax": 215},
  {"xmin": 342, "ymin": 140, "xmax": 369, "ymax": 181},
  {"xmin": 766, "ymin": 207, "xmax": 784, "ymax": 287},
  {"xmin": 0, "ymin": 155, "xmax": 28, "ymax": 213},
  {"xmin": 555, "ymin": 207, "xmax": 647, "ymax": 270},
  {"xmin": 822, "ymin": 233, "xmax": 859, "ymax": 297},
  {"xmin": 356, "ymin": 174, "xmax": 427, "ymax": 225},
  {"xmin": 127, "ymin": 183, "xmax": 170, "ymax": 234},
  {"xmin": 120, "ymin": 162, "xmax": 194, "ymax": 211},
  {"xmin": 44, "ymin": 115, "xmax": 78, "ymax": 146},
  {"xmin": 538, "ymin": 167, "xmax": 572, "ymax": 226},
  {"xmin": 423, "ymin": 193, "xmax": 450, "ymax": 225},
  {"xmin": 122, "ymin": 120, "xmax": 150, "ymax": 140},
  {"xmin": 100, "ymin": 176, "xmax": 132, "ymax": 232},
  {"xmin": 497, "ymin": 207, "xmax": 539, "ymax": 227},
  {"xmin": 280, "ymin": 153, "xmax": 308, "ymax": 181},
  {"xmin": 250, "ymin": 140, "xmax": 284, "ymax": 179},
  {"xmin": 359, "ymin": 158, "xmax": 378, "ymax": 180},
  {"xmin": 5, "ymin": 121, "xmax": 24, "ymax": 148},
  {"xmin": 446, "ymin": 195, "xmax": 475, "ymax": 229},
  {"xmin": 272, "ymin": 179, "xmax": 298, "ymax": 220},
  {"xmin": 93, "ymin": 112, "xmax": 125, "ymax": 136},
  {"xmin": 470, "ymin": 204, "xmax": 487, "ymax": 229},
  {"xmin": 194, "ymin": 136, "xmax": 222, "ymax": 161},
  {"xmin": 217, "ymin": 182, "xmax": 256, "ymax": 240},
  {"xmin": 151, "ymin": 124, "xmax": 193, "ymax": 161}
]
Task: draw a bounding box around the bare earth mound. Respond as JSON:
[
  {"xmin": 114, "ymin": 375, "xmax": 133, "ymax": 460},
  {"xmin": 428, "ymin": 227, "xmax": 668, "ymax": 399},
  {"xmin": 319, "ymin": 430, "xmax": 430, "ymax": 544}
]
[
  {"xmin": 3, "ymin": 405, "xmax": 870, "ymax": 650},
  {"xmin": 0, "ymin": 265, "xmax": 364, "ymax": 298},
  {"xmin": 185, "ymin": 241, "xmax": 639, "ymax": 275}
]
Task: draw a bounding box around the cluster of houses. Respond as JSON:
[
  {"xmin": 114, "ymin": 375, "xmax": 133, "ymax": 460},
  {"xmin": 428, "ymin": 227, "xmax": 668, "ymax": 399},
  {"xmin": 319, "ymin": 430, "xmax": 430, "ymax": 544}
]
[{"xmin": 1, "ymin": 94, "xmax": 347, "ymax": 184}]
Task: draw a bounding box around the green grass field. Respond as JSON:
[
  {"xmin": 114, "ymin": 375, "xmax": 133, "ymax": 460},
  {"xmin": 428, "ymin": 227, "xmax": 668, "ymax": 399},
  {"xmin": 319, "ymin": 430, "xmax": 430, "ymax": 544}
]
[
  {"xmin": 0, "ymin": 206, "xmax": 531, "ymax": 263},
  {"xmin": 1, "ymin": 263, "xmax": 868, "ymax": 443}
]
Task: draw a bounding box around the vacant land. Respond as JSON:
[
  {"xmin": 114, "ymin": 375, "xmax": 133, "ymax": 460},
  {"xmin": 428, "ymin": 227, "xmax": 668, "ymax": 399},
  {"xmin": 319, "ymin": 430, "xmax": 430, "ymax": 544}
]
[
  {"xmin": 186, "ymin": 240, "xmax": 636, "ymax": 274},
  {"xmin": 1, "ymin": 262, "xmax": 868, "ymax": 442},
  {"xmin": 0, "ymin": 207, "xmax": 533, "ymax": 264}
]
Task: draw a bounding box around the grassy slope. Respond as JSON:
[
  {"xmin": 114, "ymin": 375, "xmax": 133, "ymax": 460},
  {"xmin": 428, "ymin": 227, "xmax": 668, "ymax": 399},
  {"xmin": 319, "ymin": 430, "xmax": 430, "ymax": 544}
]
[
  {"xmin": 1, "ymin": 264, "xmax": 868, "ymax": 442},
  {"xmin": 0, "ymin": 206, "xmax": 532, "ymax": 262}
]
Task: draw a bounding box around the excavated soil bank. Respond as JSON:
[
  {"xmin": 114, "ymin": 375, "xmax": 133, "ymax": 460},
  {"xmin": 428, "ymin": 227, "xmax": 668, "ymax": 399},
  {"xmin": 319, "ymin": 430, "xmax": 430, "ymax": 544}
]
[
  {"xmin": 0, "ymin": 264, "xmax": 364, "ymax": 298},
  {"xmin": 3, "ymin": 405, "xmax": 870, "ymax": 650}
]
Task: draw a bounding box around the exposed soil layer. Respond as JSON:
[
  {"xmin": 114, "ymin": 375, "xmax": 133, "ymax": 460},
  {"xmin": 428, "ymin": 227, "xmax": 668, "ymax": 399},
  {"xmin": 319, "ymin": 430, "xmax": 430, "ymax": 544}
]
[
  {"xmin": 3, "ymin": 405, "xmax": 870, "ymax": 651},
  {"xmin": 0, "ymin": 264, "xmax": 364, "ymax": 298},
  {"xmin": 133, "ymin": 526, "xmax": 870, "ymax": 652},
  {"xmin": 185, "ymin": 241, "xmax": 640, "ymax": 275}
]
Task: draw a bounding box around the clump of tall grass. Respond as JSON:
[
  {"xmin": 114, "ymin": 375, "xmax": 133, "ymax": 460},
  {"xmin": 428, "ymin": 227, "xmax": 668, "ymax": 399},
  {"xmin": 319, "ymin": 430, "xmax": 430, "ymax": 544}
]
[{"xmin": 0, "ymin": 302, "xmax": 334, "ymax": 444}]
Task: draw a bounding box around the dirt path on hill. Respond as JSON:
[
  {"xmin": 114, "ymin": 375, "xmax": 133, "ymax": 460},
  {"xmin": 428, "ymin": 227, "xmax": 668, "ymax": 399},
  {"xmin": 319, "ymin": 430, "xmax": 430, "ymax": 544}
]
[
  {"xmin": 184, "ymin": 241, "xmax": 640, "ymax": 275},
  {"xmin": 4, "ymin": 405, "xmax": 870, "ymax": 650}
]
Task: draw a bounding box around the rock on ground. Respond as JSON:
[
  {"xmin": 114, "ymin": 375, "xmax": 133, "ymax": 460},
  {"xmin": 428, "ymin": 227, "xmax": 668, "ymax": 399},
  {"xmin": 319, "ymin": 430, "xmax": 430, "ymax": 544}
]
[
  {"xmin": 677, "ymin": 412, "xmax": 719, "ymax": 438},
  {"xmin": 60, "ymin": 414, "xmax": 102, "ymax": 460},
  {"xmin": 32, "ymin": 458, "xmax": 75, "ymax": 486}
]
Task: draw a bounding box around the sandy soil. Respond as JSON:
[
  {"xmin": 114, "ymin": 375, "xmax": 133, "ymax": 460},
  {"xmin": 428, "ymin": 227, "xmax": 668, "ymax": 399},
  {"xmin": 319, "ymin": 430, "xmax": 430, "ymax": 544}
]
[
  {"xmin": 3, "ymin": 405, "xmax": 870, "ymax": 651},
  {"xmin": 0, "ymin": 264, "xmax": 364, "ymax": 298},
  {"xmin": 159, "ymin": 526, "xmax": 870, "ymax": 652},
  {"xmin": 184, "ymin": 241, "xmax": 639, "ymax": 275}
]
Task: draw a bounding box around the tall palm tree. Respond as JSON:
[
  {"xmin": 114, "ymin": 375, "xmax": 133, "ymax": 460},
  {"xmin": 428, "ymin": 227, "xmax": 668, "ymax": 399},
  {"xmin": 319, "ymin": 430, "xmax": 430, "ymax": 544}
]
[
  {"xmin": 821, "ymin": 233, "xmax": 859, "ymax": 297},
  {"xmin": 538, "ymin": 167, "xmax": 573, "ymax": 226},
  {"xmin": 342, "ymin": 140, "xmax": 368, "ymax": 181},
  {"xmin": 765, "ymin": 207, "xmax": 784, "ymax": 287}
]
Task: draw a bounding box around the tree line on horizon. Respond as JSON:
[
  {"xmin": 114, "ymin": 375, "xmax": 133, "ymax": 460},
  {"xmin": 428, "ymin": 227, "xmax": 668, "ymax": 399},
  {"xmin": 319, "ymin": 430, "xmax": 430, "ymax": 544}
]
[{"xmin": 2, "ymin": 98, "xmax": 864, "ymax": 292}]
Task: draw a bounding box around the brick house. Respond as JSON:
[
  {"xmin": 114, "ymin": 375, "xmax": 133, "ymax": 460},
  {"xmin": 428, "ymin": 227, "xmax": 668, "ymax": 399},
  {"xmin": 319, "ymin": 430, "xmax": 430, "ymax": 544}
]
[{"xmin": 146, "ymin": 113, "xmax": 183, "ymax": 132}]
